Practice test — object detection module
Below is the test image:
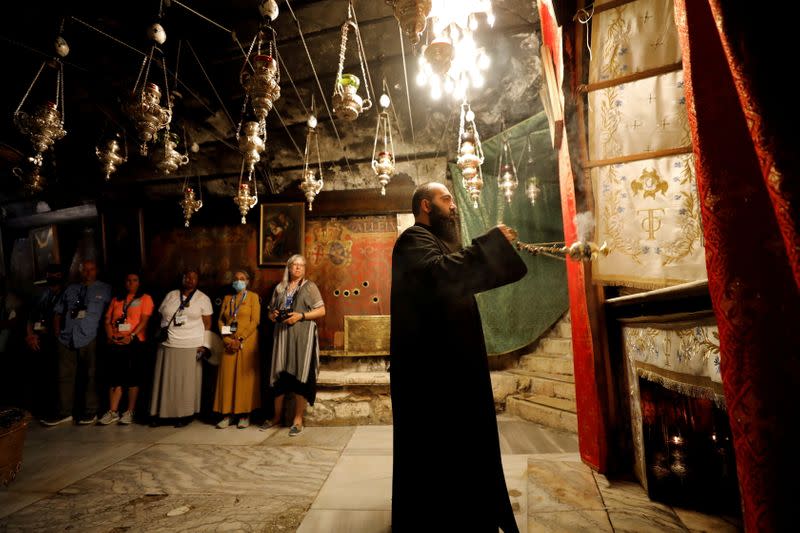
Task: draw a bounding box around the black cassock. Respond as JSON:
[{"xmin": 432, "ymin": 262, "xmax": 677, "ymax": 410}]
[{"xmin": 390, "ymin": 223, "xmax": 527, "ymax": 532}]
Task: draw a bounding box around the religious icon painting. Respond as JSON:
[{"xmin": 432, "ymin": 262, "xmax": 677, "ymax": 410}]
[
  {"xmin": 29, "ymin": 225, "xmax": 60, "ymax": 284},
  {"xmin": 259, "ymin": 202, "xmax": 305, "ymax": 266}
]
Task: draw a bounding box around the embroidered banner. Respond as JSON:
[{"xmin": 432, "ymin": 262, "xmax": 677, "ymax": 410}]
[
  {"xmin": 589, "ymin": 0, "xmax": 682, "ymax": 84},
  {"xmin": 592, "ymin": 154, "xmax": 705, "ymax": 286},
  {"xmin": 622, "ymin": 317, "xmax": 723, "ymax": 404},
  {"xmin": 588, "ymin": 0, "xmax": 706, "ymax": 287}
]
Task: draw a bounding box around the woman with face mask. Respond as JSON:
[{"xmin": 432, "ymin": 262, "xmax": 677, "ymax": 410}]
[{"xmin": 213, "ymin": 269, "xmax": 261, "ymax": 428}]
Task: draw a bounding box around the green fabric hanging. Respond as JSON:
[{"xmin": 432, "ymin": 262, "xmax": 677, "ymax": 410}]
[{"xmin": 450, "ymin": 113, "xmax": 568, "ymax": 355}]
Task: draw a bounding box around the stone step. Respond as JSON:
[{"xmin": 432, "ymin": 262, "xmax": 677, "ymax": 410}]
[
  {"xmin": 538, "ymin": 337, "xmax": 572, "ymax": 355},
  {"xmin": 506, "ymin": 395, "xmax": 578, "ymax": 433},
  {"xmin": 317, "ymin": 370, "xmax": 390, "ymax": 387},
  {"xmin": 519, "ymin": 354, "xmax": 574, "ymax": 376},
  {"xmin": 506, "ymin": 369, "xmax": 576, "ymax": 401},
  {"xmin": 555, "ymin": 321, "xmax": 572, "ymax": 339}
]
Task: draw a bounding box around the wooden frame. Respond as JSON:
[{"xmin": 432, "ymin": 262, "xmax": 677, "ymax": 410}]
[
  {"xmin": 29, "ymin": 225, "xmax": 60, "ymax": 284},
  {"xmin": 259, "ymin": 202, "xmax": 305, "ymax": 267},
  {"xmin": 100, "ymin": 207, "xmax": 146, "ymax": 271}
]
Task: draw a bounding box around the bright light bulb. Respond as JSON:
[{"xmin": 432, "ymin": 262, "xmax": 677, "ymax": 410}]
[
  {"xmin": 379, "ymin": 93, "xmax": 391, "ymax": 108},
  {"xmin": 465, "ymin": 109, "xmax": 475, "ymax": 122},
  {"xmin": 487, "ymin": 13, "xmax": 495, "ymax": 27},
  {"xmin": 478, "ymin": 53, "xmax": 490, "ymax": 70},
  {"xmin": 471, "ymin": 73, "xmax": 485, "ymax": 88},
  {"xmin": 307, "ymin": 115, "xmax": 318, "ymax": 129},
  {"xmin": 469, "ymin": 16, "xmax": 478, "ymax": 31},
  {"xmin": 416, "ymin": 71, "xmax": 427, "ymax": 87},
  {"xmin": 444, "ymin": 78, "xmax": 454, "ymax": 94},
  {"xmin": 431, "ymin": 85, "xmax": 442, "ymax": 100}
]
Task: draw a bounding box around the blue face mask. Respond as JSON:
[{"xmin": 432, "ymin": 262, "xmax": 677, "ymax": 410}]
[{"xmin": 232, "ymin": 280, "xmax": 247, "ymax": 292}]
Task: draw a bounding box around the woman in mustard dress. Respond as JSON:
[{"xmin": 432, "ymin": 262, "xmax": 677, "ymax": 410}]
[{"xmin": 214, "ymin": 269, "xmax": 261, "ymax": 428}]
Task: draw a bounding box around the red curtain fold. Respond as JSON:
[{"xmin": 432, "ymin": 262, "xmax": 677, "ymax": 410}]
[{"xmin": 675, "ymin": 1, "xmax": 800, "ymax": 531}]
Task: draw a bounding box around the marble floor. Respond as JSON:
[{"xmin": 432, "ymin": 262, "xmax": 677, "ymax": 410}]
[{"xmin": 0, "ymin": 414, "xmax": 740, "ymax": 532}]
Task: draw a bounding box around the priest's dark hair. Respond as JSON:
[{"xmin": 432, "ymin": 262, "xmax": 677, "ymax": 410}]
[{"xmin": 411, "ymin": 182, "xmax": 440, "ymax": 216}]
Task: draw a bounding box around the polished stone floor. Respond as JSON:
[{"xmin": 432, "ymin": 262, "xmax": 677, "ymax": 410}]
[{"xmin": 0, "ymin": 415, "xmax": 740, "ymax": 532}]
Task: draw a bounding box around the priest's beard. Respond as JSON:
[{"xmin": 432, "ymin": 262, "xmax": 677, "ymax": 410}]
[{"xmin": 429, "ymin": 204, "xmax": 462, "ymax": 251}]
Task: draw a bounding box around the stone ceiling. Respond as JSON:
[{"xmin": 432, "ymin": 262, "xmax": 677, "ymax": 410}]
[{"xmin": 0, "ymin": 0, "xmax": 543, "ymax": 205}]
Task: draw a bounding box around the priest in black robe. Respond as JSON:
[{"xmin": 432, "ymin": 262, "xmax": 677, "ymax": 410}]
[{"xmin": 390, "ymin": 182, "xmax": 527, "ymax": 532}]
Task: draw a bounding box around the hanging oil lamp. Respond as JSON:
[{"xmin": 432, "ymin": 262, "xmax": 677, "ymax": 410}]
[
  {"xmin": 238, "ymin": 121, "xmax": 266, "ymax": 180},
  {"xmin": 496, "ymin": 134, "xmax": 518, "ymax": 204},
  {"xmin": 152, "ymin": 130, "xmax": 189, "ymax": 175},
  {"xmin": 12, "ymin": 164, "xmax": 45, "ymax": 196},
  {"xmin": 371, "ymin": 90, "xmax": 396, "ymax": 195},
  {"xmin": 180, "ymin": 185, "xmax": 203, "ymax": 228},
  {"xmin": 14, "ymin": 33, "xmax": 69, "ymax": 168},
  {"xmin": 96, "ymin": 134, "xmax": 127, "ymax": 181},
  {"xmin": 234, "ymin": 180, "xmax": 258, "ymax": 224},
  {"xmin": 299, "ymin": 114, "xmax": 324, "ymax": 211},
  {"xmin": 240, "ymin": 25, "xmax": 281, "ymax": 129},
  {"xmin": 522, "ymin": 133, "xmax": 541, "ymax": 205},
  {"xmin": 385, "ymin": 0, "xmax": 431, "ymax": 45},
  {"xmin": 456, "ymin": 101, "xmax": 484, "ymax": 208},
  {"xmin": 332, "ymin": 7, "xmax": 373, "ymax": 121},
  {"xmin": 526, "ymin": 177, "xmax": 541, "ymax": 205},
  {"xmin": 124, "ymin": 20, "xmax": 173, "ymax": 155}
]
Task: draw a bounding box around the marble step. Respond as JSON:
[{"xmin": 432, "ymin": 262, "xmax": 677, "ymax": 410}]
[
  {"xmin": 507, "ymin": 369, "xmax": 576, "ymax": 401},
  {"xmin": 316, "ymin": 370, "xmax": 390, "ymax": 387},
  {"xmin": 537, "ymin": 337, "xmax": 573, "ymax": 356},
  {"xmin": 555, "ymin": 321, "xmax": 572, "ymax": 339},
  {"xmin": 519, "ymin": 354, "xmax": 574, "ymax": 376},
  {"xmin": 506, "ymin": 395, "xmax": 578, "ymax": 433}
]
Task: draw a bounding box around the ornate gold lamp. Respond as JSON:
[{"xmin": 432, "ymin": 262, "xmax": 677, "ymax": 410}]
[
  {"xmin": 238, "ymin": 121, "xmax": 266, "ymax": 181},
  {"xmin": 240, "ymin": 26, "xmax": 281, "ymax": 129},
  {"xmin": 96, "ymin": 134, "xmax": 128, "ymax": 181},
  {"xmin": 13, "ymin": 33, "xmax": 69, "ymax": 170},
  {"xmin": 385, "ymin": 0, "xmax": 432, "ymax": 45},
  {"xmin": 456, "ymin": 101, "xmax": 484, "ymax": 208},
  {"xmin": 179, "ymin": 185, "xmax": 203, "ymax": 228},
  {"xmin": 152, "ymin": 131, "xmax": 189, "ymax": 175},
  {"xmin": 332, "ymin": 7, "xmax": 373, "ymax": 121},
  {"xmin": 234, "ymin": 181, "xmax": 258, "ymax": 224},
  {"xmin": 124, "ymin": 21, "xmax": 173, "ymax": 155},
  {"xmin": 371, "ymin": 90, "xmax": 396, "ymax": 195},
  {"xmin": 299, "ymin": 114, "xmax": 324, "ymax": 211}
]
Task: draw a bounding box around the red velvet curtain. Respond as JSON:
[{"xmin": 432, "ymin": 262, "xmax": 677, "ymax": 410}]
[{"xmin": 675, "ymin": 1, "xmax": 800, "ymax": 530}]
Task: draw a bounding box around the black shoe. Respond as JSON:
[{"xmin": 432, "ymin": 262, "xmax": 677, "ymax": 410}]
[
  {"xmin": 149, "ymin": 417, "xmax": 162, "ymax": 428},
  {"xmin": 174, "ymin": 416, "xmax": 192, "ymax": 428},
  {"xmin": 77, "ymin": 415, "xmax": 97, "ymax": 425}
]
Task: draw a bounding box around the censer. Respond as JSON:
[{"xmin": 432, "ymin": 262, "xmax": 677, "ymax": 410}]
[
  {"xmin": 332, "ymin": 3, "xmax": 373, "ymax": 121},
  {"xmin": 298, "ymin": 113, "xmax": 324, "ymax": 211},
  {"xmin": 456, "ymin": 100, "xmax": 485, "ymax": 208},
  {"xmin": 371, "ymin": 88, "xmax": 396, "ymax": 195}
]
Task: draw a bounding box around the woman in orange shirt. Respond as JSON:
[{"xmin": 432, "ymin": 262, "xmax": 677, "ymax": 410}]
[{"xmin": 98, "ymin": 271, "xmax": 154, "ymax": 425}]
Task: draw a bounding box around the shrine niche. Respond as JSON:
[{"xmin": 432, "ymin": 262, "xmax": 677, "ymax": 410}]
[{"xmin": 304, "ymin": 215, "xmax": 396, "ymax": 352}]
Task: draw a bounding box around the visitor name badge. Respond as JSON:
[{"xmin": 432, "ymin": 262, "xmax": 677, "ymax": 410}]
[
  {"xmin": 33, "ymin": 321, "xmax": 45, "ymax": 331},
  {"xmin": 221, "ymin": 325, "xmax": 232, "ymax": 335},
  {"xmin": 175, "ymin": 315, "xmax": 186, "ymax": 326},
  {"xmin": 118, "ymin": 323, "xmax": 132, "ymax": 332},
  {"xmin": 76, "ymin": 310, "xmax": 87, "ymax": 320}
]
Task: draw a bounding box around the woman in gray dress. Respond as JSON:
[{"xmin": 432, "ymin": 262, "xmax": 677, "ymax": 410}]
[{"xmin": 260, "ymin": 255, "xmax": 325, "ymax": 436}]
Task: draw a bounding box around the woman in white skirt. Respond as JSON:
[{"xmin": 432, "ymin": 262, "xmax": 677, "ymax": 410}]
[{"xmin": 150, "ymin": 268, "xmax": 212, "ymax": 427}]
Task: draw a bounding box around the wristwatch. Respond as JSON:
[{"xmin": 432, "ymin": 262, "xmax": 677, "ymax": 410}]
[{"xmin": 301, "ymin": 312, "xmax": 306, "ymax": 321}]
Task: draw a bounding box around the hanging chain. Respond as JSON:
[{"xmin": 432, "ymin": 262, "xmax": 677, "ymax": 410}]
[
  {"xmin": 334, "ymin": 21, "xmax": 350, "ymax": 96},
  {"xmin": 15, "ymin": 62, "xmax": 46, "ymax": 116},
  {"xmin": 59, "ymin": 63, "xmax": 66, "ymax": 124}
]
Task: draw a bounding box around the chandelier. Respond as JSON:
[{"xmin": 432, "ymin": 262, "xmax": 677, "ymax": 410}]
[
  {"xmin": 415, "ymin": 0, "xmax": 494, "ymax": 100},
  {"xmin": 371, "ymin": 90, "xmax": 396, "ymax": 195},
  {"xmin": 332, "ymin": 4, "xmax": 373, "ymax": 121},
  {"xmin": 123, "ymin": 23, "xmax": 173, "ymax": 155},
  {"xmin": 13, "ymin": 32, "xmax": 69, "ymax": 170},
  {"xmin": 522, "ymin": 133, "xmax": 541, "ymax": 205},
  {"xmin": 456, "ymin": 101, "xmax": 485, "ymax": 208},
  {"xmin": 299, "ymin": 114, "xmax": 324, "ymax": 211}
]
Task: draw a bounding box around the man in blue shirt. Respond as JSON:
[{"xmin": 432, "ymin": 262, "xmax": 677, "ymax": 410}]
[{"xmin": 43, "ymin": 259, "xmax": 111, "ymax": 426}]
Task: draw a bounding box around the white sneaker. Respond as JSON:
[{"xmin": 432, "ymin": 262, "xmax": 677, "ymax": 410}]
[
  {"xmin": 216, "ymin": 416, "xmax": 232, "ymax": 429},
  {"xmin": 119, "ymin": 411, "xmax": 134, "ymax": 425},
  {"xmin": 237, "ymin": 417, "xmax": 250, "ymax": 429},
  {"xmin": 98, "ymin": 411, "xmax": 119, "ymax": 425}
]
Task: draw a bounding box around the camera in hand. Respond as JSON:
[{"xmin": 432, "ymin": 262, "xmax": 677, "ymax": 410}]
[{"xmin": 276, "ymin": 309, "xmax": 292, "ymax": 323}]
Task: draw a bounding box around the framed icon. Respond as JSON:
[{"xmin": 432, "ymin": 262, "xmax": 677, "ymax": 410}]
[{"xmin": 259, "ymin": 202, "xmax": 305, "ymax": 267}]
